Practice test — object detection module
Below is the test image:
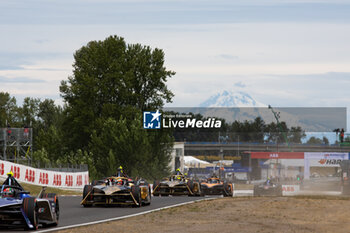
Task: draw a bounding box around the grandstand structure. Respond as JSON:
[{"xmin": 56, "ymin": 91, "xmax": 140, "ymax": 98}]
[{"xmin": 0, "ymin": 127, "xmax": 33, "ymax": 164}]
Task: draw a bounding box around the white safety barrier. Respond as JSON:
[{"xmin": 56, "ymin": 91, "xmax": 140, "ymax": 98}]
[
  {"xmin": 0, "ymin": 160, "xmax": 89, "ymax": 190},
  {"xmin": 233, "ymin": 190, "xmax": 254, "ymax": 196}
]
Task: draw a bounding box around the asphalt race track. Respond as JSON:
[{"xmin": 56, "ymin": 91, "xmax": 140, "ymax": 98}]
[{"xmin": 1, "ymin": 195, "xmax": 216, "ymax": 232}]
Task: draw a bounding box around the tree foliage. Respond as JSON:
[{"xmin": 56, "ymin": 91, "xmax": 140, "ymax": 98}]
[
  {"xmin": 172, "ymin": 114, "xmax": 305, "ymax": 144},
  {"xmin": 59, "ymin": 35, "xmax": 175, "ymax": 179},
  {"xmin": 307, "ymin": 136, "xmax": 323, "ymax": 145},
  {"xmin": 60, "ymin": 35, "xmax": 175, "ymax": 151}
]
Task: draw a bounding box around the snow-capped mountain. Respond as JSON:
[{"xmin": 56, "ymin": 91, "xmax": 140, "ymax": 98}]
[
  {"xmin": 165, "ymin": 89, "xmax": 343, "ymax": 132},
  {"xmin": 199, "ymin": 90, "xmax": 266, "ymax": 107}
]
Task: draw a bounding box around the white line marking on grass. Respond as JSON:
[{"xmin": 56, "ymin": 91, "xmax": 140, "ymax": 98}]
[{"xmin": 35, "ymin": 197, "xmax": 221, "ymax": 233}]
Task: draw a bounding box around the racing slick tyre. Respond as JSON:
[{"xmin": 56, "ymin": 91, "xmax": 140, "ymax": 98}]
[
  {"xmin": 144, "ymin": 187, "xmax": 151, "ymax": 205},
  {"xmin": 187, "ymin": 180, "xmax": 200, "ymax": 196},
  {"xmin": 153, "ymin": 181, "xmax": 160, "ymax": 196},
  {"xmin": 48, "ymin": 193, "xmax": 59, "ymax": 226},
  {"xmin": 82, "ymin": 185, "xmax": 93, "ymax": 207},
  {"xmin": 200, "ymin": 184, "xmax": 206, "ymax": 196},
  {"xmin": 187, "ymin": 180, "xmax": 194, "ymax": 196},
  {"xmin": 223, "ymin": 182, "xmax": 233, "ymax": 197},
  {"xmin": 193, "ymin": 182, "xmax": 201, "ymax": 196},
  {"xmin": 22, "ymin": 197, "xmax": 39, "ymax": 230},
  {"xmin": 131, "ymin": 186, "xmax": 142, "ymax": 207}
]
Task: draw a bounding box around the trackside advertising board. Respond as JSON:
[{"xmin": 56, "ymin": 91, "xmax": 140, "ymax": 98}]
[
  {"xmin": 251, "ymin": 152, "xmax": 304, "ymax": 159},
  {"xmin": 282, "ymin": 185, "xmax": 300, "ymax": 196},
  {"xmin": 304, "ymin": 152, "xmax": 349, "ymax": 179},
  {"xmin": 0, "ymin": 160, "xmax": 89, "ymax": 189}
]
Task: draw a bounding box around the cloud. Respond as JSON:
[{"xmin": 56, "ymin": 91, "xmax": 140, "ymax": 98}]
[
  {"xmin": 218, "ymin": 54, "xmax": 239, "ymax": 61},
  {"xmin": 234, "ymin": 82, "xmax": 246, "ymax": 88},
  {"xmin": 0, "ymin": 52, "xmax": 71, "ymax": 71},
  {"xmin": 0, "ymin": 76, "xmax": 45, "ymax": 83},
  {"xmin": 1, "ymin": 1, "xmax": 350, "ymax": 25},
  {"xmin": 167, "ymin": 72, "xmax": 350, "ymax": 107}
]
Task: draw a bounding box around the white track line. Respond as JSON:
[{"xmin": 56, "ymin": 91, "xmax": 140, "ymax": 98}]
[{"xmin": 35, "ymin": 197, "xmax": 221, "ymax": 233}]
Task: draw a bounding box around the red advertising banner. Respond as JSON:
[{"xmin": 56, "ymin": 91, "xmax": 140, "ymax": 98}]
[{"xmin": 251, "ymin": 152, "xmax": 304, "ymax": 159}]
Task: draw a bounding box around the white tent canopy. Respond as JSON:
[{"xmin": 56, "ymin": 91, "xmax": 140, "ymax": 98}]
[{"xmin": 184, "ymin": 156, "xmax": 210, "ymax": 165}]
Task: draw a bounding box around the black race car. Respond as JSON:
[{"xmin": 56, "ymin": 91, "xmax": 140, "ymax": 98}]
[
  {"xmin": 253, "ymin": 180, "xmax": 283, "ymax": 196},
  {"xmin": 152, "ymin": 175, "xmax": 200, "ymax": 196},
  {"xmin": 81, "ymin": 176, "xmax": 151, "ymax": 207}
]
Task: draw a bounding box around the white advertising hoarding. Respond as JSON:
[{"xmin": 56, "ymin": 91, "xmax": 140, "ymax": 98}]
[
  {"xmin": 0, "ymin": 160, "xmax": 89, "ymax": 190},
  {"xmin": 304, "ymin": 152, "xmax": 349, "ymax": 179}
]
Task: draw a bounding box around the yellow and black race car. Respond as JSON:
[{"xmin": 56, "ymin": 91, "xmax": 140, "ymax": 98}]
[
  {"xmin": 200, "ymin": 177, "xmax": 233, "ymax": 196},
  {"xmin": 81, "ymin": 176, "xmax": 151, "ymax": 207},
  {"xmin": 153, "ymin": 175, "xmax": 201, "ymax": 196}
]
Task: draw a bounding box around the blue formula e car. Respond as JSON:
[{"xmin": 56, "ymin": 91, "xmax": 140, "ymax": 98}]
[{"xmin": 0, "ymin": 172, "xmax": 59, "ymax": 230}]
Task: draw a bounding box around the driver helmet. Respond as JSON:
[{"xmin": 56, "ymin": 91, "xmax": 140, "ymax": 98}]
[{"xmin": 3, "ymin": 187, "xmax": 15, "ymax": 197}]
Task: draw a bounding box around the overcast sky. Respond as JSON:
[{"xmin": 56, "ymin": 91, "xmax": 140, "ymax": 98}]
[{"xmin": 1, "ymin": 0, "xmax": 349, "ymax": 129}]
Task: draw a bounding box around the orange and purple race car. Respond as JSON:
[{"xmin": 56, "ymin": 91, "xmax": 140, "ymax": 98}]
[{"xmin": 200, "ymin": 177, "xmax": 233, "ymax": 196}]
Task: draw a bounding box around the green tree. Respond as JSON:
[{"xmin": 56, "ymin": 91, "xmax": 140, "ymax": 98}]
[
  {"xmin": 38, "ymin": 99, "xmax": 63, "ymax": 129},
  {"xmin": 264, "ymin": 121, "xmax": 289, "ymax": 143},
  {"xmin": 0, "ymin": 92, "xmax": 17, "ymax": 126},
  {"xmin": 288, "ymin": 126, "xmax": 306, "ymax": 143},
  {"xmin": 322, "ymin": 136, "xmax": 329, "ymax": 145},
  {"xmin": 60, "ymin": 35, "xmax": 175, "ymax": 179},
  {"xmin": 60, "ymin": 35, "xmax": 175, "ymax": 151},
  {"xmin": 307, "ymin": 136, "xmax": 323, "ymax": 144},
  {"xmin": 90, "ymin": 116, "xmax": 172, "ymax": 179},
  {"xmin": 20, "ymin": 97, "xmax": 40, "ymax": 126}
]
